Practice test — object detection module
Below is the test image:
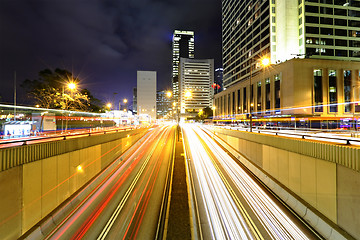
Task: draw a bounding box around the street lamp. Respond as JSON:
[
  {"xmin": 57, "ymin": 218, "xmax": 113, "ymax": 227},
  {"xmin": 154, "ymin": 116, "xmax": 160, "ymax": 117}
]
[
  {"xmin": 62, "ymin": 82, "xmax": 77, "ymax": 133},
  {"xmin": 249, "ymin": 56, "xmax": 270, "ymax": 132},
  {"xmin": 185, "ymin": 90, "xmax": 192, "ymax": 99},
  {"xmin": 166, "ymin": 91, "xmax": 172, "ymax": 98}
]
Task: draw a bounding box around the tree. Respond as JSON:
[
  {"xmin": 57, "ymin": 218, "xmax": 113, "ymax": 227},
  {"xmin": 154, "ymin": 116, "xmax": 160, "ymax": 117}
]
[
  {"xmin": 196, "ymin": 106, "xmax": 213, "ymax": 121},
  {"xmin": 21, "ymin": 68, "xmax": 101, "ymax": 111}
]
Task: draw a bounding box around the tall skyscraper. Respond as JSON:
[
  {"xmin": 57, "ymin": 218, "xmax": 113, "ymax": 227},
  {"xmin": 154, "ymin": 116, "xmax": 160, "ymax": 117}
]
[
  {"xmin": 137, "ymin": 71, "xmax": 157, "ymax": 121},
  {"xmin": 214, "ymin": 68, "xmax": 224, "ymax": 94},
  {"xmin": 132, "ymin": 87, "xmax": 137, "ymax": 114},
  {"xmin": 222, "ymin": 0, "xmax": 360, "ymax": 89},
  {"xmin": 179, "ymin": 58, "xmax": 214, "ymax": 116},
  {"xmin": 172, "ymin": 30, "xmax": 195, "ymax": 101},
  {"xmin": 156, "ymin": 90, "xmax": 172, "ymax": 118}
]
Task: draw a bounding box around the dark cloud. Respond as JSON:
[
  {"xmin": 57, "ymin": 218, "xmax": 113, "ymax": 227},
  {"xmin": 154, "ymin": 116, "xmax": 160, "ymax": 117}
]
[{"xmin": 0, "ymin": 0, "xmax": 221, "ymax": 106}]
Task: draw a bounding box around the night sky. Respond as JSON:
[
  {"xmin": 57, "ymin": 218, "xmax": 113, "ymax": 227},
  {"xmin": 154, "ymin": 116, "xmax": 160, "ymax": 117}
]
[{"xmin": 0, "ymin": 0, "xmax": 222, "ymax": 108}]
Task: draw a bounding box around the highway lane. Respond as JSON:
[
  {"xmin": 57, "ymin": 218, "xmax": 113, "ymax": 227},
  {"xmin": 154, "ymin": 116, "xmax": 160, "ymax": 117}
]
[
  {"xmin": 42, "ymin": 124, "xmax": 175, "ymax": 239},
  {"xmin": 182, "ymin": 124, "xmax": 321, "ymax": 240}
]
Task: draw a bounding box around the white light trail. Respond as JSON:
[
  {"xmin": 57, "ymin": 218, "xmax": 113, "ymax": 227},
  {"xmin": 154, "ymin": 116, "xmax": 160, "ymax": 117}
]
[
  {"xmin": 193, "ymin": 125, "xmax": 310, "ymax": 240},
  {"xmin": 183, "ymin": 125, "xmax": 259, "ymax": 240}
]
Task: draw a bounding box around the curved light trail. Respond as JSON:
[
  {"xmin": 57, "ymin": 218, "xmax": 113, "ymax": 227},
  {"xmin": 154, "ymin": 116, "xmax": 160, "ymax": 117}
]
[
  {"xmin": 183, "ymin": 124, "xmax": 317, "ymax": 240},
  {"xmin": 41, "ymin": 124, "xmax": 175, "ymax": 240}
]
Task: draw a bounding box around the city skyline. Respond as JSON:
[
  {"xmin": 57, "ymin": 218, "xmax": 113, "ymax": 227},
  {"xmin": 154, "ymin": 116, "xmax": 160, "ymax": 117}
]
[{"xmin": 0, "ymin": 0, "xmax": 221, "ymax": 106}]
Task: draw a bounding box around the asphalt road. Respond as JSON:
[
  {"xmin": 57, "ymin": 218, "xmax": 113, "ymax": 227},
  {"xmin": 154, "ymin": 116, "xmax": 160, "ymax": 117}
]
[
  {"xmin": 42, "ymin": 124, "xmax": 175, "ymax": 239},
  {"xmin": 182, "ymin": 124, "xmax": 321, "ymax": 240}
]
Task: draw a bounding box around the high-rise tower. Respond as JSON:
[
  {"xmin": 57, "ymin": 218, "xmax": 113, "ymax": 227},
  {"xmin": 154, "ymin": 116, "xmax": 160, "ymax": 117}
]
[
  {"xmin": 222, "ymin": 0, "xmax": 360, "ymax": 89},
  {"xmin": 172, "ymin": 30, "xmax": 195, "ymax": 101}
]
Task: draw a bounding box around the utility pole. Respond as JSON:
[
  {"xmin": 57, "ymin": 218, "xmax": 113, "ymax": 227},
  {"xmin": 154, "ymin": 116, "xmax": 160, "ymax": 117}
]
[{"xmin": 14, "ymin": 71, "xmax": 16, "ymax": 121}]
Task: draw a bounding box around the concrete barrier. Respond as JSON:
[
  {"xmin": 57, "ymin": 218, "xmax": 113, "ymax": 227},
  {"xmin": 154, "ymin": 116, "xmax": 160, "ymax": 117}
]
[
  {"xmin": 0, "ymin": 128, "xmax": 148, "ymax": 239},
  {"xmin": 210, "ymin": 127, "xmax": 358, "ymax": 239}
]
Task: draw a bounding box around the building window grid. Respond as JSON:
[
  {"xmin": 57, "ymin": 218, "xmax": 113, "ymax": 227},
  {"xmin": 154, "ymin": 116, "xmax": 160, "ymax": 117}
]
[
  {"xmin": 303, "ymin": 2, "xmax": 360, "ymax": 58},
  {"xmin": 344, "ymin": 70, "xmax": 352, "ymax": 112},
  {"xmin": 222, "ymin": 0, "xmax": 270, "ymax": 88},
  {"xmin": 328, "ymin": 70, "xmax": 338, "ymax": 113}
]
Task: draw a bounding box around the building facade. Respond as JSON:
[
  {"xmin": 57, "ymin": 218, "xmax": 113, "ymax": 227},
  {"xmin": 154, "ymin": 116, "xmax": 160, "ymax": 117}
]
[
  {"xmin": 137, "ymin": 71, "xmax": 157, "ymax": 121},
  {"xmin": 214, "ymin": 68, "xmax": 224, "ymax": 94},
  {"xmin": 214, "ymin": 58, "xmax": 360, "ymax": 120},
  {"xmin": 132, "ymin": 87, "xmax": 137, "ymax": 114},
  {"xmin": 172, "ymin": 30, "xmax": 195, "ymax": 102},
  {"xmin": 218, "ymin": 0, "xmax": 360, "ymax": 122},
  {"xmin": 179, "ymin": 58, "xmax": 214, "ymax": 117},
  {"xmin": 156, "ymin": 90, "xmax": 172, "ymax": 118}
]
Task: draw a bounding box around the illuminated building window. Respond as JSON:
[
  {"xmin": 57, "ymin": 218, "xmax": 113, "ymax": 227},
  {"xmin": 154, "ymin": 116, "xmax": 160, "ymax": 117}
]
[
  {"xmin": 232, "ymin": 92, "xmax": 235, "ymax": 115},
  {"xmin": 257, "ymin": 82, "xmax": 262, "ymax": 111},
  {"xmin": 250, "ymin": 84, "xmax": 254, "ymax": 112},
  {"xmin": 243, "ymin": 87, "xmax": 247, "ymax": 113},
  {"xmin": 266, "ymin": 78, "xmax": 271, "ymax": 111},
  {"xmin": 344, "ymin": 70, "xmax": 352, "ymax": 112},
  {"xmin": 228, "ymin": 94, "xmax": 231, "ymax": 116},
  {"xmin": 314, "ymin": 69, "xmax": 323, "ymax": 112},
  {"xmin": 275, "ymin": 75, "xmax": 280, "ymax": 109},
  {"xmin": 237, "ymin": 89, "xmax": 241, "ymax": 113},
  {"xmin": 329, "ymin": 70, "xmax": 337, "ymax": 112}
]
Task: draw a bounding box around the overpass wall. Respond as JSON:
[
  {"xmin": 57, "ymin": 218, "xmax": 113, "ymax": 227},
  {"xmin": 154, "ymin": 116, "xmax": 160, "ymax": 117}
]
[
  {"xmin": 212, "ymin": 127, "xmax": 360, "ymax": 239},
  {"xmin": 0, "ymin": 128, "xmax": 148, "ymax": 239}
]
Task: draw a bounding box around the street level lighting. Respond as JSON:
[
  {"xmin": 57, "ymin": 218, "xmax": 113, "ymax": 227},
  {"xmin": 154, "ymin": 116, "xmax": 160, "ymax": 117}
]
[
  {"xmin": 68, "ymin": 82, "xmax": 76, "ymax": 91},
  {"xmin": 167, "ymin": 91, "xmax": 172, "ymax": 98},
  {"xmin": 123, "ymin": 99, "xmax": 128, "ymax": 103},
  {"xmin": 185, "ymin": 90, "xmax": 192, "ymax": 99},
  {"xmin": 250, "ymin": 56, "xmax": 270, "ymax": 132},
  {"xmin": 62, "ymin": 82, "xmax": 77, "ymax": 133}
]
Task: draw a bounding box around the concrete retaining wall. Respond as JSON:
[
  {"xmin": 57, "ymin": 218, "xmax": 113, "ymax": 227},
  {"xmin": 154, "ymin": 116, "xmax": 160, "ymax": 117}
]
[
  {"xmin": 211, "ymin": 127, "xmax": 359, "ymax": 239},
  {"xmin": 0, "ymin": 128, "xmax": 147, "ymax": 239}
]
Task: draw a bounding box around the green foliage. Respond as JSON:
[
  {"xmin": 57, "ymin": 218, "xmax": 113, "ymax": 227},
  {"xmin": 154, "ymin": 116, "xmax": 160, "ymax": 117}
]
[
  {"xmin": 21, "ymin": 68, "xmax": 102, "ymax": 112},
  {"xmin": 196, "ymin": 106, "xmax": 213, "ymax": 121}
]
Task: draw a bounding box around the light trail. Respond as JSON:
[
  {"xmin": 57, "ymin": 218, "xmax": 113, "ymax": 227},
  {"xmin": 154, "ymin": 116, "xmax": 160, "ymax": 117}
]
[
  {"xmin": 44, "ymin": 126, "xmax": 167, "ymax": 239},
  {"xmin": 183, "ymin": 124, "xmax": 316, "ymax": 240},
  {"xmin": 39, "ymin": 125, "xmax": 175, "ymax": 240},
  {"xmin": 183, "ymin": 125, "xmax": 260, "ymax": 240}
]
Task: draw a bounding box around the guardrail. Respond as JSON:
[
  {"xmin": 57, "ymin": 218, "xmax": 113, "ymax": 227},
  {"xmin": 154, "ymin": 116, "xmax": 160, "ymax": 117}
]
[
  {"xmin": 0, "ymin": 127, "xmax": 149, "ymax": 172},
  {"xmin": 0, "ymin": 127, "xmax": 137, "ymax": 147},
  {"xmin": 221, "ymin": 126, "xmax": 360, "ymax": 146}
]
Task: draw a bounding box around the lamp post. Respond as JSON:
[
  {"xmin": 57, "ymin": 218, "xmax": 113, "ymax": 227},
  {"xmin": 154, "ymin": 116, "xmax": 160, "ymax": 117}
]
[
  {"xmin": 62, "ymin": 82, "xmax": 77, "ymax": 133},
  {"xmin": 249, "ymin": 57, "xmax": 270, "ymax": 132}
]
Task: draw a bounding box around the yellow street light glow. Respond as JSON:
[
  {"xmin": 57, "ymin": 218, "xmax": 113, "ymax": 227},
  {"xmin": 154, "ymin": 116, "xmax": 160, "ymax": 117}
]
[
  {"xmin": 212, "ymin": 106, "xmax": 216, "ymax": 110},
  {"xmin": 123, "ymin": 99, "xmax": 128, "ymax": 103},
  {"xmin": 35, "ymin": 104, "xmax": 40, "ymax": 108},
  {"xmin": 106, "ymin": 103, "xmax": 112, "ymax": 108},
  {"xmin": 77, "ymin": 165, "xmax": 83, "ymax": 172},
  {"xmin": 261, "ymin": 57, "xmax": 270, "ymax": 67},
  {"xmin": 68, "ymin": 82, "xmax": 77, "ymax": 90},
  {"xmin": 185, "ymin": 90, "xmax": 192, "ymax": 98},
  {"xmin": 166, "ymin": 91, "xmax": 172, "ymax": 98}
]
